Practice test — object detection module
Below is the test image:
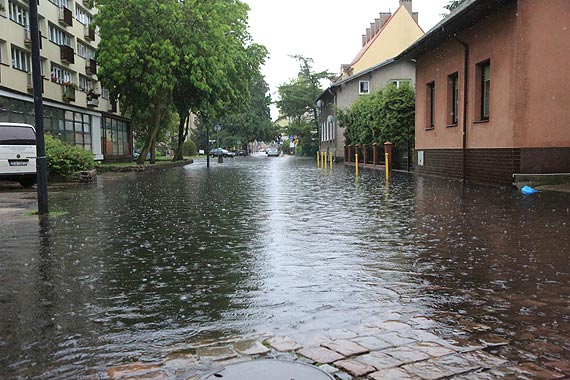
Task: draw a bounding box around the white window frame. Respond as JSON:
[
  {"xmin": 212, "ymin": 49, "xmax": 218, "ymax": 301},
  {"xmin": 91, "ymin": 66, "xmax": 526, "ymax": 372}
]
[
  {"xmin": 359, "ymin": 80, "xmax": 370, "ymax": 95},
  {"xmin": 11, "ymin": 45, "xmax": 31, "ymax": 72},
  {"xmin": 75, "ymin": 4, "xmax": 92, "ymax": 25},
  {"xmin": 77, "ymin": 41, "xmax": 95, "ymax": 59},
  {"xmin": 8, "ymin": 0, "xmax": 29, "ymax": 27},
  {"xmin": 48, "ymin": 23, "xmax": 71, "ymax": 46},
  {"xmin": 79, "ymin": 74, "xmax": 94, "ymax": 92},
  {"xmin": 50, "ymin": 62, "xmax": 74, "ymax": 84},
  {"xmin": 49, "ymin": 0, "xmax": 69, "ymax": 7}
]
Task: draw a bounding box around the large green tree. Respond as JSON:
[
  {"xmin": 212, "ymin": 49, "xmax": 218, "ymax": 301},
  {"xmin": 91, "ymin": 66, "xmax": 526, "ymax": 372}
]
[
  {"xmin": 444, "ymin": 0, "xmax": 467, "ymax": 12},
  {"xmin": 277, "ymin": 56, "xmax": 332, "ymax": 156},
  {"xmin": 96, "ymin": 0, "xmax": 180, "ymax": 164}
]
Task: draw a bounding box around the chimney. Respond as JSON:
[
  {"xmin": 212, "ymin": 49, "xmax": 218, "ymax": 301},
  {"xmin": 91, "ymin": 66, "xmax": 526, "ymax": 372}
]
[
  {"xmin": 366, "ymin": 28, "xmax": 372, "ymax": 43},
  {"xmin": 412, "ymin": 12, "xmax": 419, "ymax": 23},
  {"xmin": 370, "ymin": 22, "xmax": 377, "ymax": 36},
  {"xmin": 399, "ymin": 0, "xmax": 412, "ymax": 13},
  {"xmin": 378, "ymin": 12, "xmax": 391, "ymax": 28},
  {"xmin": 362, "ymin": 34, "xmax": 367, "ymax": 46}
]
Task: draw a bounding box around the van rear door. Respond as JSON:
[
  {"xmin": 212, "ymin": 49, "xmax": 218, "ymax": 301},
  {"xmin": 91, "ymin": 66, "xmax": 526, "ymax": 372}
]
[{"xmin": 0, "ymin": 124, "xmax": 37, "ymax": 175}]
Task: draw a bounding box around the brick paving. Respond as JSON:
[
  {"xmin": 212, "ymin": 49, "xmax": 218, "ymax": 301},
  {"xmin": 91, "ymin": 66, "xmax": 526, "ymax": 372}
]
[{"xmin": 104, "ymin": 316, "xmax": 570, "ymax": 379}]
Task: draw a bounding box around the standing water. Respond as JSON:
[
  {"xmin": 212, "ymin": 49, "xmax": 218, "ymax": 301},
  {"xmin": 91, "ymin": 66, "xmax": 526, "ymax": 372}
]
[{"xmin": 0, "ymin": 155, "xmax": 569, "ymax": 378}]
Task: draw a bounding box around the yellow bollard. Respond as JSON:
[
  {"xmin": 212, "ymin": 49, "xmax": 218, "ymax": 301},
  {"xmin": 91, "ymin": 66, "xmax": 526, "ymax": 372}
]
[
  {"xmin": 385, "ymin": 152, "xmax": 390, "ymax": 180},
  {"xmin": 355, "ymin": 153, "xmax": 359, "ymax": 176},
  {"xmin": 317, "ymin": 151, "xmax": 320, "ymax": 167},
  {"xmin": 329, "ymin": 152, "xmax": 333, "ymax": 167},
  {"xmin": 324, "ymin": 152, "xmax": 328, "ymax": 169}
]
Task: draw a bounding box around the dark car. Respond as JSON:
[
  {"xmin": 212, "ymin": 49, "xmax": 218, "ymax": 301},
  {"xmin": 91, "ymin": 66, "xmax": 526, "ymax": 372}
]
[{"xmin": 210, "ymin": 148, "xmax": 235, "ymax": 157}]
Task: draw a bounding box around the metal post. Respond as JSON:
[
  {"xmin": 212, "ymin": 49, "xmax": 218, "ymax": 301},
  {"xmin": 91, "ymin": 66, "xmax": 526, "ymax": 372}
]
[
  {"xmin": 355, "ymin": 153, "xmax": 359, "ymax": 176},
  {"xmin": 206, "ymin": 119, "xmax": 210, "ymax": 168},
  {"xmin": 316, "ymin": 151, "xmax": 320, "ymax": 167},
  {"xmin": 29, "ymin": 0, "xmax": 48, "ymax": 215},
  {"xmin": 385, "ymin": 152, "xmax": 390, "ymax": 180}
]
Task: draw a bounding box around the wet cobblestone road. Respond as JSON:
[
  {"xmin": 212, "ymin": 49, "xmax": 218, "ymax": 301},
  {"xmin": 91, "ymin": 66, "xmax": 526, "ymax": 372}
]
[{"xmin": 1, "ymin": 155, "xmax": 569, "ymax": 379}]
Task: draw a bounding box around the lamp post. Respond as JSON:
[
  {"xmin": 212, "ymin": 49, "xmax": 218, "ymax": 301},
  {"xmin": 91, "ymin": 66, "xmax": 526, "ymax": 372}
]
[{"xmin": 214, "ymin": 124, "xmax": 222, "ymax": 163}]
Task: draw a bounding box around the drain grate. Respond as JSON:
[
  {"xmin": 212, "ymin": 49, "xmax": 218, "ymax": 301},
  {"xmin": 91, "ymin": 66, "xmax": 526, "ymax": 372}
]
[{"xmin": 199, "ymin": 359, "xmax": 334, "ymax": 380}]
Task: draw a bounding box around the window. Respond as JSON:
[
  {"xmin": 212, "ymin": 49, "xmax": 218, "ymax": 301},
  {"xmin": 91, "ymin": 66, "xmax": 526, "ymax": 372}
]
[
  {"xmin": 390, "ymin": 79, "xmax": 410, "ymax": 89},
  {"xmin": 8, "ymin": 0, "xmax": 29, "ymax": 27},
  {"xmin": 11, "ymin": 45, "xmax": 31, "ymax": 72},
  {"xmin": 50, "ymin": 62, "xmax": 74, "ymax": 84},
  {"xmin": 480, "ymin": 61, "xmax": 491, "ymax": 120},
  {"xmin": 359, "ymin": 80, "xmax": 370, "ymax": 95},
  {"xmin": 77, "ymin": 41, "xmax": 95, "ymax": 59},
  {"xmin": 0, "ymin": 41, "xmax": 7, "ymax": 65},
  {"xmin": 104, "ymin": 117, "xmax": 130, "ymax": 157},
  {"xmin": 448, "ymin": 72, "xmax": 459, "ymax": 125},
  {"xmin": 101, "ymin": 87, "xmax": 110, "ymax": 99},
  {"xmin": 78, "ymin": 74, "xmax": 94, "ymax": 92},
  {"xmin": 75, "ymin": 5, "xmax": 92, "ymax": 25},
  {"xmin": 49, "ymin": 0, "xmax": 69, "ymax": 7},
  {"xmin": 48, "ymin": 23, "xmax": 71, "ymax": 46},
  {"xmin": 426, "ymin": 81, "xmax": 435, "ymax": 129}
]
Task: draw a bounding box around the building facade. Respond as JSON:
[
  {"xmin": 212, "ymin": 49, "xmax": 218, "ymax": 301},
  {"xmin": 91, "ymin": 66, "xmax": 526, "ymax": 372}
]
[
  {"xmin": 317, "ymin": 59, "xmax": 416, "ymax": 161},
  {"xmin": 403, "ymin": 0, "xmax": 570, "ymax": 184},
  {"xmin": 317, "ymin": 0, "xmax": 422, "ymax": 161},
  {"xmin": 0, "ymin": 0, "xmax": 131, "ymax": 161}
]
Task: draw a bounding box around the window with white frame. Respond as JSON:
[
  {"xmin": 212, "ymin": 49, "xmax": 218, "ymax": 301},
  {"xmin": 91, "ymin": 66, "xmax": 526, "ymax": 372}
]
[
  {"xmin": 11, "ymin": 45, "xmax": 31, "ymax": 72},
  {"xmin": 8, "ymin": 0, "xmax": 29, "ymax": 27},
  {"xmin": 359, "ymin": 80, "xmax": 370, "ymax": 95},
  {"xmin": 77, "ymin": 41, "xmax": 95, "ymax": 59},
  {"xmin": 49, "ymin": 0, "xmax": 69, "ymax": 7},
  {"xmin": 48, "ymin": 23, "xmax": 71, "ymax": 46},
  {"xmin": 50, "ymin": 62, "xmax": 74, "ymax": 84},
  {"xmin": 0, "ymin": 41, "xmax": 7, "ymax": 65},
  {"xmin": 79, "ymin": 74, "xmax": 94, "ymax": 92},
  {"xmin": 75, "ymin": 5, "xmax": 92, "ymax": 25},
  {"xmin": 390, "ymin": 79, "xmax": 411, "ymax": 89},
  {"xmin": 101, "ymin": 87, "xmax": 110, "ymax": 99}
]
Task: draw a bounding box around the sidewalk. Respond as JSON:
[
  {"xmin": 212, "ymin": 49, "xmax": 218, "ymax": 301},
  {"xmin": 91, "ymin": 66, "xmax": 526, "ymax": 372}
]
[{"xmin": 105, "ymin": 315, "xmax": 566, "ymax": 379}]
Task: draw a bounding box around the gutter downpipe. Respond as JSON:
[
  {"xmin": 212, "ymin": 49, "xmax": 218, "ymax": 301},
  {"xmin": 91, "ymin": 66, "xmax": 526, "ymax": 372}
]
[
  {"xmin": 453, "ymin": 33, "xmax": 469, "ymax": 183},
  {"xmin": 328, "ymin": 88, "xmax": 337, "ymax": 162}
]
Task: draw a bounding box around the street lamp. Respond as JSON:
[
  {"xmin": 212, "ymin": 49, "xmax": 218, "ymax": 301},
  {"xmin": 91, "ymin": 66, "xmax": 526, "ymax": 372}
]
[{"xmin": 214, "ymin": 124, "xmax": 223, "ymax": 163}]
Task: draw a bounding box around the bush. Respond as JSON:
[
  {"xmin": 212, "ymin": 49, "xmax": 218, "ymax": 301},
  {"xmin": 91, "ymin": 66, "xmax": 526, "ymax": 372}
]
[
  {"xmin": 182, "ymin": 140, "xmax": 197, "ymax": 156},
  {"xmin": 45, "ymin": 134, "xmax": 95, "ymax": 177}
]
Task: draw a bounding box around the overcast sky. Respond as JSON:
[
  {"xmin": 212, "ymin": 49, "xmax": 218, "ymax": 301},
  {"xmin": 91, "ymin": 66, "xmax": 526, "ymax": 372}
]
[{"xmin": 242, "ymin": 0, "xmax": 450, "ymax": 118}]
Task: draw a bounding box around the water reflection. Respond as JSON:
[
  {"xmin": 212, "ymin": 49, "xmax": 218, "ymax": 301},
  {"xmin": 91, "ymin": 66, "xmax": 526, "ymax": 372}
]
[{"xmin": 0, "ymin": 156, "xmax": 569, "ymax": 378}]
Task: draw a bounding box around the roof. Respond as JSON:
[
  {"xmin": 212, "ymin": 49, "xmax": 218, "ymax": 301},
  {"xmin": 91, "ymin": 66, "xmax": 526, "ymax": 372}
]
[
  {"xmin": 397, "ymin": 0, "xmax": 516, "ymax": 60},
  {"xmin": 316, "ymin": 58, "xmax": 399, "ymax": 101}
]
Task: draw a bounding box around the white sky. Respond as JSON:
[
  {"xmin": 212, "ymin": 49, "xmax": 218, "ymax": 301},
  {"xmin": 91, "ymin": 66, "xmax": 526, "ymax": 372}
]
[{"xmin": 242, "ymin": 0, "xmax": 450, "ymax": 119}]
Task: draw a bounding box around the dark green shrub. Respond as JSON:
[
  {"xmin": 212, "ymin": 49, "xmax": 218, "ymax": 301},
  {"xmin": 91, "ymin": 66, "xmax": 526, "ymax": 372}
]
[
  {"xmin": 182, "ymin": 140, "xmax": 197, "ymax": 156},
  {"xmin": 45, "ymin": 134, "xmax": 95, "ymax": 177}
]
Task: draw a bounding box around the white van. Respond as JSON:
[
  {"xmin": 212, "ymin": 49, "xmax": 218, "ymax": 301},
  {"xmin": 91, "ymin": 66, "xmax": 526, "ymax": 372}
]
[{"xmin": 0, "ymin": 123, "xmax": 37, "ymax": 188}]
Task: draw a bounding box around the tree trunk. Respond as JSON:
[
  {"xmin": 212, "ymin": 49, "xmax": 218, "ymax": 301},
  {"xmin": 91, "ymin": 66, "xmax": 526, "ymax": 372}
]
[
  {"xmin": 173, "ymin": 114, "xmax": 188, "ymax": 161},
  {"xmin": 150, "ymin": 137, "xmax": 156, "ymax": 164}
]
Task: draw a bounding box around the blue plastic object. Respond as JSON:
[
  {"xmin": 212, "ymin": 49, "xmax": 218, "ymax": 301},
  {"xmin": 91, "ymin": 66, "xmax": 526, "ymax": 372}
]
[{"xmin": 521, "ymin": 185, "xmax": 539, "ymax": 195}]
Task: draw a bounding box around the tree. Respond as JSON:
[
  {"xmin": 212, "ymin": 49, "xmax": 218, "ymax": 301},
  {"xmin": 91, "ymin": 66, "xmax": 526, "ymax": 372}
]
[
  {"xmin": 171, "ymin": 0, "xmax": 268, "ymax": 161},
  {"xmin": 96, "ymin": 0, "xmax": 181, "ymax": 164},
  {"xmin": 339, "ymin": 83, "xmax": 415, "ymax": 146},
  {"xmin": 277, "ymin": 56, "xmax": 332, "ymax": 156},
  {"xmin": 444, "ymin": 0, "xmax": 467, "ymax": 12}
]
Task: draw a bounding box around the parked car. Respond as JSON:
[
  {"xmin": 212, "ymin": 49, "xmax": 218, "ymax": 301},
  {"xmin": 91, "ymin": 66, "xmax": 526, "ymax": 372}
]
[
  {"xmin": 0, "ymin": 123, "xmax": 37, "ymax": 188},
  {"xmin": 266, "ymin": 148, "xmax": 279, "ymax": 157},
  {"xmin": 233, "ymin": 149, "xmax": 247, "ymax": 156},
  {"xmin": 210, "ymin": 148, "xmax": 235, "ymax": 157}
]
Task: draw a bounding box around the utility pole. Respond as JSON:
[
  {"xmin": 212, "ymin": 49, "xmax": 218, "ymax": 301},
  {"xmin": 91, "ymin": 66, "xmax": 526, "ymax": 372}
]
[{"xmin": 29, "ymin": 0, "xmax": 49, "ymax": 215}]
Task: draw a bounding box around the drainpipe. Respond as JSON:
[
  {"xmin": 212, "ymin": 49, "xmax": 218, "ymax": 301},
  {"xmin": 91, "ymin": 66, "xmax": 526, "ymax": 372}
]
[
  {"xmin": 454, "ymin": 35, "xmax": 469, "ymax": 182},
  {"xmin": 328, "ymin": 88, "xmax": 337, "ymax": 162}
]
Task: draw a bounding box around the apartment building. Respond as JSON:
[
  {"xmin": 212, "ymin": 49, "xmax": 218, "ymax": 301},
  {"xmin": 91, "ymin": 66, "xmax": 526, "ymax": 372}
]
[{"xmin": 0, "ymin": 0, "xmax": 132, "ymax": 161}]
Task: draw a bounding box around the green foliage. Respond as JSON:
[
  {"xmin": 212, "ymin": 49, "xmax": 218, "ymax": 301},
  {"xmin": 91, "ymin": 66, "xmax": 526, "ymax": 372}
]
[
  {"xmin": 339, "ymin": 83, "xmax": 415, "ymax": 146},
  {"xmin": 444, "ymin": 0, "xmax": 467, "ymax": 12},
  {"xmin": 45, "ymin": 134, "xmax": 94, "ymax": 177},
  {"xmin": 182, "ymin": 140, "xmax": 197, "ymax": 157}
]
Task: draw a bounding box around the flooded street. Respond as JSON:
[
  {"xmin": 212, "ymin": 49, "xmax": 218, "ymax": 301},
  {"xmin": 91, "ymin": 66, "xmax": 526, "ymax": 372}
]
[{"xmin": 1, "ymin": 155, "xmax": 569, "ymax": 379}]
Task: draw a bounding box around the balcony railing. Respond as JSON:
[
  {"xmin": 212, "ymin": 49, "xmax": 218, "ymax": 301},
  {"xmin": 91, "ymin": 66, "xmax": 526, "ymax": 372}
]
[
  {"xmin": 82, "ymin": 0, "xmax": 94, "ymax": 8},
  {"xmin": 85, "ymin": 58, "xmax": 97, "ymax": 75},
  {"xmin": 58, "ymin": 6, "xmax": 73, "ymax": 27},
  {"xmin": 84, "ymin": 24, "xmax": 96, "ymax": 41},
  {"xmin": 87, "ymin": 92, "xmax": 99, "ymax": 107},
  {"xmin": 24, "ymin": 28, "xmax": 31, "ymax": 45},
  {"xmin": 60, "ymin": 45, "xmax": 75, "ymax": 64},
  {"xmin": 62, "ymin": 83, "xmax": 76, "ymax": 102}
]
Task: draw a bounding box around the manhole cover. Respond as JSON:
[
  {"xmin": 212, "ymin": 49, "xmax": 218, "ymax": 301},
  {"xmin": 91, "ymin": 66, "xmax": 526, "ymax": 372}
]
[{"xmin": 199, "ymin": 359, "xmax": 334, "ymax": 380}]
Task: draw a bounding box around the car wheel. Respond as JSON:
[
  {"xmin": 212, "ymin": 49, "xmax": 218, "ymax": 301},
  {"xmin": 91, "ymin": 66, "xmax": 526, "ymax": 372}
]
[{"xmin": 19, "ymin": 176, "xmax": 36, "ymax": 188}]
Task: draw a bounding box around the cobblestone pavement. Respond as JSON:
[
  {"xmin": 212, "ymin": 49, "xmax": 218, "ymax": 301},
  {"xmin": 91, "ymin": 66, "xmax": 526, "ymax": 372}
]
[{"xmin": 104, "ymin": 316, "xmax": 570, "ymax": 380}]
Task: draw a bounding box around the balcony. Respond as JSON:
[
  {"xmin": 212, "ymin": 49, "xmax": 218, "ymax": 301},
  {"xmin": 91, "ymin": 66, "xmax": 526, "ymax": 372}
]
[
  {"xmin": 84, "ymin": 25, "xmax": 96, "ymax": 41},
  {"xmin": 87, "ymin": 92, "xmax": 99, "ymax": 107},
  {"xmin": 58, "ymin": 6, "xmax": 73, "ymax": 27},
  {"xmin": 60, "ymin": 45, "xmax": 75, "ymax": 64},
  {"xmin": 24, "ymin": 28, "xmax": 31, "ymax": 46},
  {"xmin": 85, "ymin": 58, "xmax": 97, "ymax": 75},
  {"xmin": 62, "ymin": 83, "xmax": 76, "ymax": 102},
  {"xmin": 82, "ymin": 0, "xmax": 94, "ymax": 8}
]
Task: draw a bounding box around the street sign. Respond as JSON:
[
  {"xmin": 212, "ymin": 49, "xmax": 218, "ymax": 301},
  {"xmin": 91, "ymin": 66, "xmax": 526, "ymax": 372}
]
[{"xmin": 214, "ymin": 124, "xmax": 222, "ymax": 133}]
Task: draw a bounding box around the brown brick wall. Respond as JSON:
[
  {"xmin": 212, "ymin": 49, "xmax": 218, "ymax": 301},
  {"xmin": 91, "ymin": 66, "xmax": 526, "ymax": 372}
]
[{"xmin": 416, "ymin": 148, "xmax": 522, "ymax": 184}]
